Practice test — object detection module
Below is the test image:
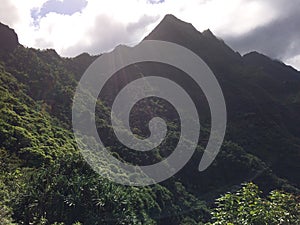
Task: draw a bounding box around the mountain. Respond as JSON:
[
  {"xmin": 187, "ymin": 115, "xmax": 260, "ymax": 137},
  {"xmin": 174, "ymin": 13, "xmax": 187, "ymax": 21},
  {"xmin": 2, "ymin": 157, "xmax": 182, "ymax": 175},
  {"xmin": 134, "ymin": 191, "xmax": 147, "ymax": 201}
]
[
  {"xmin": 0, "ymin": 15, "xmax": 299, "ymax": 224},
  {"xmin": 146, "ymin": 14, "xmax": 300, "ymax": 187},
  {"xmin": 0, "ymin": 22, "xmax": 19, "ymax": 53}
]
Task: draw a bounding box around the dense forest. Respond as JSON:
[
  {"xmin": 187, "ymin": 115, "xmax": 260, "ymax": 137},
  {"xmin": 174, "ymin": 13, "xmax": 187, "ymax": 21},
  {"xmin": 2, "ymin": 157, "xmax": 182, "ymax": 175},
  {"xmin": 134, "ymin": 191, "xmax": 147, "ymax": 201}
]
[{"xmin": 0, "ymin": 15, "xmax": 299, "ymax": 224}]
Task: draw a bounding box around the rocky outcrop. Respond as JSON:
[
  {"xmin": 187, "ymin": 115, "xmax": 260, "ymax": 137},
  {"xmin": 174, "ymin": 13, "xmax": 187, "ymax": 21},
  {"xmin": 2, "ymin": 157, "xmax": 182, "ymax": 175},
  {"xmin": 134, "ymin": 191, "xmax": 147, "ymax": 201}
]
[{"xmin": 0, "ymin": 22, "xmax": 19, "ymax": 53}]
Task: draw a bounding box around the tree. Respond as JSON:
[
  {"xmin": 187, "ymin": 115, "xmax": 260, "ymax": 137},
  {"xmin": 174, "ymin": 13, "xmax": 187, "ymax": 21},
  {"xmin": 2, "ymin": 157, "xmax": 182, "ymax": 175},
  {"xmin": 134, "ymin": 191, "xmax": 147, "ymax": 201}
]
[{"xmin": 210, "ymin": 183, "xmax": 300, "ymax": 225}]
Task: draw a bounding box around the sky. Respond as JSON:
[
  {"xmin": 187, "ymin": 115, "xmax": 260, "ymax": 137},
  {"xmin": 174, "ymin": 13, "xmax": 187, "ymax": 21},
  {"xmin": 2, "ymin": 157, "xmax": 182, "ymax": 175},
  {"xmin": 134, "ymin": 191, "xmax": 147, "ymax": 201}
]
[{"xmin": 1, "ymin": 0, "xmax": 300, "ymax": 70}]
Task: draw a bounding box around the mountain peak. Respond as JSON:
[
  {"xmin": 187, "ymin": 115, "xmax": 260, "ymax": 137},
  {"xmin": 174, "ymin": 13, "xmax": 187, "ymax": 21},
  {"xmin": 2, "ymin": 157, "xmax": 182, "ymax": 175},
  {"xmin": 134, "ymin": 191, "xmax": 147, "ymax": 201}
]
[
  {"xmin": 144, "ymin": 14, "xmax": 201, "ymax": 41},
  {"xmin": 202, "ymin": 29, "xmax": 215, "ymax": 38},
  {"xmin": 144, "ymin": 15, "xmax": 241, "ymax": 68},
  {"xmin": 162, "ymin": 14, "xmax": 178, "ymax": 21},
  {"xmin": 0, "ymin": 22, "xmax": 19, "ymax": 53},
  {"xmin": 161, "ymin": 14, "xmax": 188, "ymax": 24}
]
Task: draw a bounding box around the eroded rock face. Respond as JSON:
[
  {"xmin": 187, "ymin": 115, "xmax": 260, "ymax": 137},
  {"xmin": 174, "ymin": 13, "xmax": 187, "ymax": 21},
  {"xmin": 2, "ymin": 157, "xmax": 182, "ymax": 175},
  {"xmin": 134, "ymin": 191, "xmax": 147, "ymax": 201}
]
[{"xmin": 0, "ymin": 22, "xmax": 19, "ymax": 52}]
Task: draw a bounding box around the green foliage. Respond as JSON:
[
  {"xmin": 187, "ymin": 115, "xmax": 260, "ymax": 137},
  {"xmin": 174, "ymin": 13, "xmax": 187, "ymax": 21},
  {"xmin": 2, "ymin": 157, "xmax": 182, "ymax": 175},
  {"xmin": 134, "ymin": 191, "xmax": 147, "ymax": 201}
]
[
  {"xmin": 0, "ymin": 31, "xmax": 300, "ymax": 225},
  {"xmin": 7, "ymin": 153, "xmax": 206, "ymax": 225},
  {"xmin": 0, "ymin": 64, "xmax": 77, "ymax": 165},
  {"xmin": 0, "ymin": 46, "xmax": 211, "ymax": 225},
  {"xmin": 0, "ymin": 203, "xmax": 15, "ymax": 225},
  {"xmin": 210, "ymin": 183, "xmax": 300, "ymax": 225}
]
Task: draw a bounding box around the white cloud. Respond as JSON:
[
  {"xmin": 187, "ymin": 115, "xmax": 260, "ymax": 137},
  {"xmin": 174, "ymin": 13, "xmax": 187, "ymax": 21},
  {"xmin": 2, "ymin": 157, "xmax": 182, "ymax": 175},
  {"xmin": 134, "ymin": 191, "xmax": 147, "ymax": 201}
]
[
  {"xmin": 286, "ymin": 55, "xmax": 300, "ymax": 71},
  {"xmin": 2, "ymin": 0, "xmax": 165, "ymax": 56},
  {"xmin": 0, "ymin": 0, "xmax": 20, "ymax": 26},
  {"xmin": 0, "ymin": 0, "xmax": 299, "ymax": 70}
]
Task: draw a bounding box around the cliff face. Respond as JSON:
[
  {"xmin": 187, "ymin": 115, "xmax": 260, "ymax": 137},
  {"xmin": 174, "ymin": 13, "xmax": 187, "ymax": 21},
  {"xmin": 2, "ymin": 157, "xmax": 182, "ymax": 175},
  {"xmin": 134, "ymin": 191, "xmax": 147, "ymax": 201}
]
[{"xmin": 0, "ymin": 22, "xmax": 19, "ymax": 52}]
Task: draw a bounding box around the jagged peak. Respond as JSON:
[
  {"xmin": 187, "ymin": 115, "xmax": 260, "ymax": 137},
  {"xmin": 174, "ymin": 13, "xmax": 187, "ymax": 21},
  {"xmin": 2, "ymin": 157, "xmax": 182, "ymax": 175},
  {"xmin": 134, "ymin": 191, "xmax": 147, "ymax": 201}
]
[
  {"xmin": 146, "ymin": 14, "xmax": 224, "ymax": 43},
  {"xmin": 202, "ymin": 29, "xmax": 215, "ymax": 38},
  {"xmin": 162, "ymin": 14, "xmax": 178, "ymax": 21},
  {"xmin": 144, "ymin": 14, "xmax": 202, "ymax": 41},
  {"xmin": 144, "ymin": 14, "xmax": 241, "ymax": 64},
  {"xmin": 159, "ymin": 14, "xmax": 199, "ymax": 31},
  {"xmin": 243, "ymin": 51, "xmax": 274, "ymax": 63},
  {"xmin": 161, "ymin": 14, "xmax": 187, "ymax": 23},
  {"xmin": 75, "ymin": 52, "xmax": 92, "ymax": 58},
  {"xmin": 0, "ymin": 22, "xmax": 19, "ymax": 53},
  {"xmin": 244, "ymin": 51, "xmax": 264, "ymax": 57},
  {"xmin": 40, "ymin": 48, "xmax": 60, "ymax": 57}
]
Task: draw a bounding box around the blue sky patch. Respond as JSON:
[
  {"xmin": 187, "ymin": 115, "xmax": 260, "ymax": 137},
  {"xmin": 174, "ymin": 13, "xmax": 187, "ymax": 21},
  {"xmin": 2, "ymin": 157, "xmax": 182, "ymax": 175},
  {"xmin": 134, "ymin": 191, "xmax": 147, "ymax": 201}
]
[
  {"xmin": 147, "ymin": 0, "xmax": 165, "ymax": 4},
  {"xmin": 31, "ymin": 0, "xmax": 88, "ymax": 21}
]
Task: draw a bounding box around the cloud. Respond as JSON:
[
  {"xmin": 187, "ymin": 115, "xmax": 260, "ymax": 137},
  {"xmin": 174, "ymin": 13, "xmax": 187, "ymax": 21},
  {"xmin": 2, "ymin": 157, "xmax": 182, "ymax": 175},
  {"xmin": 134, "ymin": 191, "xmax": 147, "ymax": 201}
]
[
  {"xmin": 31, "ymin": 0, "xmax": 88, "ymax": 20},
  {"xmin": 223, "ymin": 0, "xmax": 300, "ymax": 69},
  {"xmin": 127, "ymin": 14, "xmax": 160, "ymax": 34},
  {"xmin": 0, "ymin": 0, "xmax": 20, "ymax": 26},
  {"xmin": 224, "ymin": 1, "xmax": 300, "ymax": 58},
  {"xmin": 147, "ymin": 0, "xmax": 165, "ymax": 4},
  {"xmin": 286, "ymin": 55, "xmax": 300, "ymax": 71},
  {"xmin": 0, "ymin": 0, "xmax": 299, "ymax": 70},
  {"xmin": 0, "ymin": 0, "xmax": 277, "ymax": 56},
  {"xmin": 64, "ymin": 13, "xmax": 160, "ymax": 56},
  {"xmin": 25, "ymin": 0, "xmax": 162, "ymax": 56},
  {"xmin": 61, "ymin": 14, "xmax": 130, "ymax": 56}
]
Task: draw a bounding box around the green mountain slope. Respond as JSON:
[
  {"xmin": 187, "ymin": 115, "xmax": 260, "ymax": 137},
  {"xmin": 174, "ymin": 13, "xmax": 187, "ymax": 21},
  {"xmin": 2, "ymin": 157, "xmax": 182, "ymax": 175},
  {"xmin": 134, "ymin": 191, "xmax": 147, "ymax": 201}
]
[
  {"xmin": 0, "ymin": 14, "xmax": 299, "ymax": 224},
  {"xmin": 145, "ymin": 15, "xmax": 300, "ymax": 187}
]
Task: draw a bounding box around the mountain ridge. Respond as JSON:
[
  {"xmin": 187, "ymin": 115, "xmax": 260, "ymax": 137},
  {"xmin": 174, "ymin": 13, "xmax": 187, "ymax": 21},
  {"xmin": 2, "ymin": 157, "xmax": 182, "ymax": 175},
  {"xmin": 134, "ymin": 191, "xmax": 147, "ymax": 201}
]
[
  {"xmin": 1, "ymin": 15, "xmax": 298, "ymax": 73},
  {"xmin": 0, "ymin": 14, "xmax": 299, "ymax": 224},
  {"xmin": 1, "ymin": 16, "xmax": 300, "ymax": 187}
]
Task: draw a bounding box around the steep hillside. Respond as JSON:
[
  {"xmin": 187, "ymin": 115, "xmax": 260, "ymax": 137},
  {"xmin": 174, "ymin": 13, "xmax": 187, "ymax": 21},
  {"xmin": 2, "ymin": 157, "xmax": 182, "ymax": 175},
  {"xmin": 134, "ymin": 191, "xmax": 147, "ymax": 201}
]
[
  {"xmin": 0, "ymin": 15, "xmax": 299, "ymax": 224},
  {"xmin": 145, "ymin": 15, "xmax": 300, "ymax": 187}
]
